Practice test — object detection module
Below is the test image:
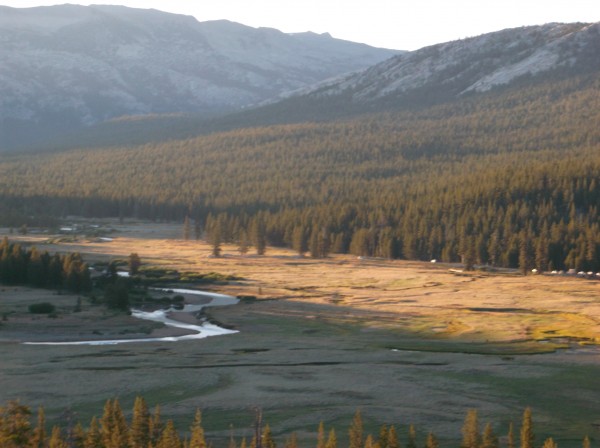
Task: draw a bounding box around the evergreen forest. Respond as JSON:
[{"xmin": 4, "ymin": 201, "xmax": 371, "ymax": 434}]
[
  {"xmin": 0, "ymin": 398, "xmax": 578, "ymax": 448},
  {"xmin": 1, "ymin": 74, "xmax": 599, "ymax": 272}
]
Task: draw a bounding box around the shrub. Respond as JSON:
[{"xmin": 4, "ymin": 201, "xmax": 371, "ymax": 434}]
[{"xmin": 28, "ymin": 302, "xmax": 56, "ymax": 314}]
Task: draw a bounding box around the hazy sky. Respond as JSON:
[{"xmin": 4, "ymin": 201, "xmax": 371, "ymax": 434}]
[{"xmin": 3, "ymin": 0, "xmax": 600, "ymax": 50}]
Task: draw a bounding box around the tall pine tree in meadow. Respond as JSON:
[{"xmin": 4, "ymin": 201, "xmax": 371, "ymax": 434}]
[
  {"xmin": 325, "ymin": 429, "xmax": 337, "ymax": 448},
  {"xmin": 189, "ymin": 409, "xmax": 206, "ymax": 448},
  {"xmin": 157, "ymin": 420, "xmax": 181, "ymax": 448},
  {"xmin": 520, "ymin": 408, "xmax": 534, "ymax": 448},
  {"xmin": 425, "ymin": 432, "xmax": 439, "ymax": 448},
  {"xmin": 31, "ymin": 407, "xmax": 46, "ymax": 448},
  {"xmin": 387, "ymin": 425, "xmax": 400, "ymax": 448},
  {"xmin": 481, "ymin": 423, "xmax": 498, "ymax": 448},
  {"xmin": 348, "ymin": 410, "xmax": 363, "ymax": 448},
  {"xmin": 84, "ymin": 417, "xmax": 102, "ymax": 448},
  {"xmin": 406, "ymin": 424, "xmax": 417, "ymax": 448},
  {"xmin": 129, "ymin": 396, "xmax": 149, "ymax": 448},
  {"xmin": 317, "ymin": 422, "xmax": 325, "ymax": 448},
  {"xmin": 461, "ymin": 409, "xmax": 479, "ymax": 448}
]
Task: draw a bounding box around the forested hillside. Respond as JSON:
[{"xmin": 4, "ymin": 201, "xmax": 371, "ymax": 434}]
[{"xmin": 1, "ymin": 73, "xmax": 599, "ymax": 271}]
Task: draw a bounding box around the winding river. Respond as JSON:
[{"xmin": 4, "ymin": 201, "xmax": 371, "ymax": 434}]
[{"xmin": 23, "ymin": 288, "xmax": 239, "ymax": 346}]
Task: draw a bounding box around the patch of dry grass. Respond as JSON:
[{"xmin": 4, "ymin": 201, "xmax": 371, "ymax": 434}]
[{"xmin": 5, "ymin": 220, "xmax": 600, "ymax": 349}]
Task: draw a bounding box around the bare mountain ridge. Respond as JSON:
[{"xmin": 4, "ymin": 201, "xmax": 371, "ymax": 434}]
[
  {"xmin": 0, "ymin": 4, "xmax": 399, "ymax": 150},
  {"xmin": 300, "ymin": 22, "xmax": 599, "ymax": 104}
]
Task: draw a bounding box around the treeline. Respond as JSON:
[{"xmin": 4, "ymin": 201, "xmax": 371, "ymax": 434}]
[
  {"xmin": 0, "ymin": 398, "xmax": 583, "ymax": 448},
  {"xmin": 0, "ymin": 237, "xmax": 91, "ymax": 293},
  {"xmin": 1, "ymin": 75, "xmax": 599, "ymax": 271}
]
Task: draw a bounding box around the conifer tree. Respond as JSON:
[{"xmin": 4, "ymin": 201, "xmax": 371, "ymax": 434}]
[
  {"xmin": 507, "ymin": 422, "xmax": 515, "ymax": 448},
  {"xmin": 461, "ymin": 409, "xmax": 479, "ymax": 448},
  {"xmin": 84, "ymin": 417, "xmax": 102, "ymax": 448},
  {"xmin": 130, "ymin": 396, "xmax": 149, "ymax": 448},
  {"xmin": 542, "ymin": 438, "xmax": 557, "ymax": 448},
  {"xmin": 48, "ymin": 426, "xmax": 67, "ymax": 448},
  {"xmin": 238, "ymin": 229, "xmax": 250, "ymax": 255},
  {"xmin": 292, "ymin": 226, "xmax": 308, "ymax": 256},
  {"xmin": 365, "ymin": 434, "xmax": 375, "ymax": 448},
  {"xmin": 0, "ymin": 400, "xmax": 33, "ymax": 448},
  {"xmin": 128, "ymin": 253, "xmax": 142, "ymax": 275},
  {"xmin": 378, "ymin": 425, "xmax": 388, "ymax": 448},
  {"xmin": 325, "ymin": 429, "xmax": 337, "ymax": 448},
  {"xmin": 71, "ymin": 422, "xmax": 86, "ymax": 448},
  {"xmin": 262, "ymin": 424, "xmax": 276, "ymax": 448},
  {"xmin": 285, "ymin": 432, "xmax": 298, "ymax": 448},
  {"xmin": 406, "ymin": 424, "xmax": 417, "ymax": 448},
  {"xmin": 317, "ymin": 421, "xmax": 326, "ymax": 448},
  {"xmin": 481, "ymin": 423, "xmax": 498, "ymax": 448},
  {"xmin": 149, "ymin": 405, "xmax": 164, "ymax": 447},
  {"xmin": 387, "ymin": 425, "xmax": 400, "ymax": 448},
  {"xmin": 189, "ymin": 409, "xmax": 206, "ymax": 448},
  {"xmin": 583, "ymin": 436, "xmax": 591, "ymax": 448},
  {"xmin": 229, "ymin": 425, "xmax": 238, "ymax": 448},
  {"xmin": 183, "ymin": 216, "xmax": 192, "ymax": 240},
  {"xmin": 31, "ymin": 406, "xmax": 46, "ymax": 448},
  {"xmin": 348, "ymin": 410, "xmax": 363, "ymax": 448},
  {"xmin": 425, "ymin": 432, "xmax": 438, "ymax": 448},
  {"xmin": 252, "ymin": 217, "xmax": 267, "ymax": 256},
  {"xmin": 157, "ymin": 420, "xmax": 181, "ymax": 448},
  {"xmin": 520, "ymin": 408, "xmax": 534, "ymax": 448}
]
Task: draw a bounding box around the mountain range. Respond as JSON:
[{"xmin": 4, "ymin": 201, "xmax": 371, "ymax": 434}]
[
  {"xmin": 1, "ymin": 5, "xmax": 599, "ymax": 153},
  {"xmin": 0, "ymin": 4, "xmax": 398, "ymax": 150}
]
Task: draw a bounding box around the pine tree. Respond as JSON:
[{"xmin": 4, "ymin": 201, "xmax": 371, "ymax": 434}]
[
  {"xmin": 238, "ymin": 229, "xmax": 250, "ymax": 255},
  {"xmin": 157, "ymin": 420, "xmax": 181, "ymax": 448},
  {"xmin": 31, "ymin": 406, "xmax": 46, "ymax": 448},
  {"xmin": 149, "ymin": 405, "xmax": 164, "ymax": 447},
  {"xmin": 262, "ymin": 424, "xmax": 276, "ymax": 448},
  {"xmin": 325, "ymin": 429, "xmax": 337, "ymax": 448},
  {"xmin": 292, "ymin": 226, "xmax": 308, "ymax": 256},
  {"xmin": 0, "ymin": 400, "xmax": 33, "ymax": 448},
  {"xmin": 183, "ymin": 216, "xmax": 192, "ymax": 240},
  {"xmin": 507, "ymin": 423, "xmax": 515, "ymax": 448},
  {"xmin": 406, "ymin": 424, "xmax": 417, "ymax": 448},
  {"xmin": 209, "ymin": 224, "xmax": 222, "ymax": 257},
  {"xmin": 48, "ymin": 426, "xmax": 67, "ymax": 448},
  {"xmin": 104, "ymin": 399, "xmax": 129, "ymax": 448},
  {"xmin": 378, "ymin": 425, "xmax": 388, "ymax": 448},
  {"xmin": 542, "ymin": 438, "xmax": 557, "ymax": 448},
  {"xmin": 84, "ymin": 417, "xmax": 102, "ymax": 448},
  {"xmin": 285, "ymin": 432, "xmax": 298, "ymax": 448},
  {"xmin": 583, "ymin": 436, "xmax": 591, "ymax": 448},
  {"xmin": 189, "ymin": 409, "xmax": 206, "ymax": 448},
  {"xmin": 481, "ymin": 423, "xmax": 498, "ymax": 448},
  {"xmin": 461, "ymin": 409, "xmax": 479, "ymax": 448},
  {"xmin": 130, "ymin": 396, "xmax": 149, "ymax": 448},
  {"xmin": 71, "ymin": 422, "xmax": 86, "ymax": 448},
  {"xmin": 387, "ymin": 426, "xmax": 400, "ymax": 448},
  {"xmin": 520, "ymin": 408, "xmax": 534, "ymax": 448},
  {"xmin": 348, "ymin": 410, "xmax": 363, "ymax": 448},
  {"xmin": 317, "ymin": 421, "xmax": 326, "ymax": 448},
  {"xmin": 425, "ymin": 433, "xmax": 438, "ymax": 448},
  {"xmin": 365, "ymin": 434, "xmax": 375, "ymax": 448},
  {"xmin": 252, "ymin": 218, "xmax": 267, "ymax": 256},
  {"xmin": 128, "ymin": 253, "xmax": 142, "ymax": 275}
]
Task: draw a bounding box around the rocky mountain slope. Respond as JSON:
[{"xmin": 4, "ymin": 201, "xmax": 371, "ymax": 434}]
[
  {"xmin": 299, "ymin": 22, "xmax": 599, "ymax": 104},
  {"xmin": 0, "ymin": 4, "xmax": 398, "ymax": 150}
]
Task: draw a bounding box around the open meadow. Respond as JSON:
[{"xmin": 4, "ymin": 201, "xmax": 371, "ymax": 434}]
[{"xmin": 1, "ymin": 220, "xmax": 600, "ymax": 447}]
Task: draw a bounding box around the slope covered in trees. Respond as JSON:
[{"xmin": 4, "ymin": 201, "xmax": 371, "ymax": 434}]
[{"xmin": 0, "ymin": 75, "xmax": 599, "ymax": 271}]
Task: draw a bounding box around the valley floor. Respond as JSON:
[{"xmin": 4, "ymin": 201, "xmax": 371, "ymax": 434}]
[{"xmin": 1, "ymin": 220, "xmax": 600, "ymax": 446}]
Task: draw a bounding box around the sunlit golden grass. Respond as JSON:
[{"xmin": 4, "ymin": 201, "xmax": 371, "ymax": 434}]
[{"xmin": 7, "ymin": 220, "xmax": 600, "ymax": 349}]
